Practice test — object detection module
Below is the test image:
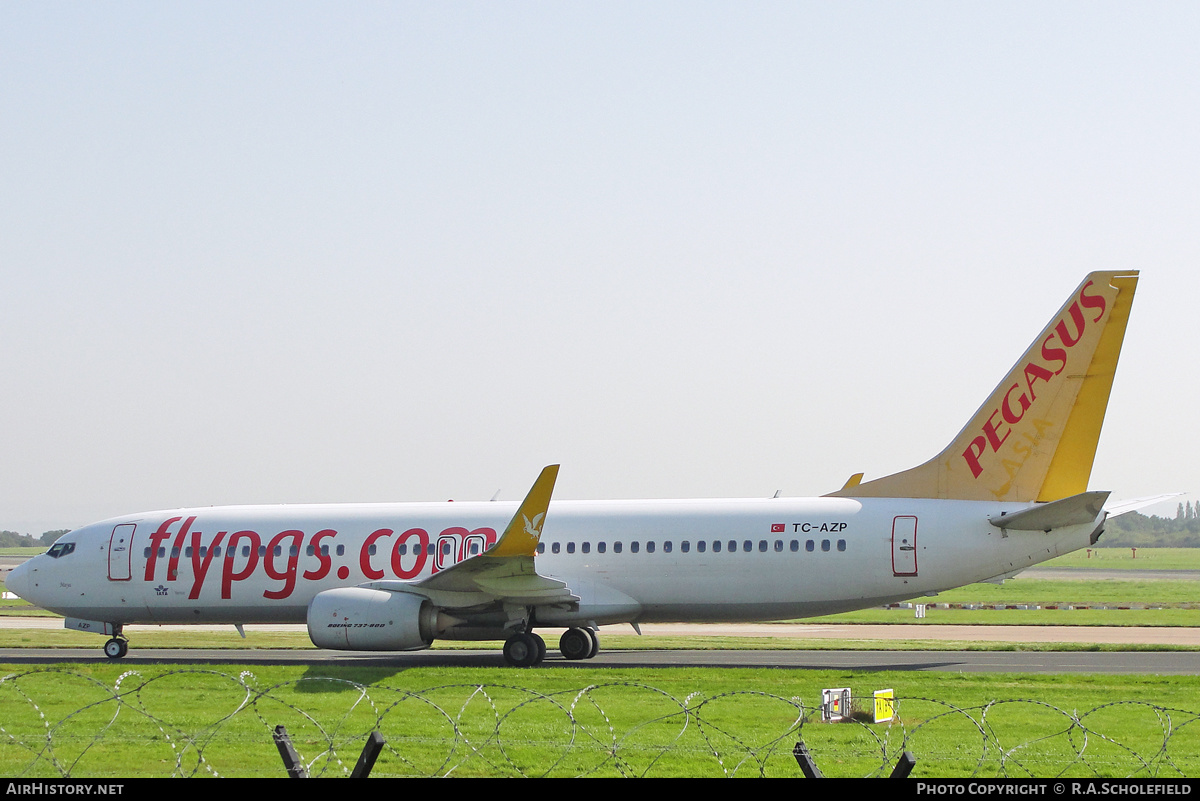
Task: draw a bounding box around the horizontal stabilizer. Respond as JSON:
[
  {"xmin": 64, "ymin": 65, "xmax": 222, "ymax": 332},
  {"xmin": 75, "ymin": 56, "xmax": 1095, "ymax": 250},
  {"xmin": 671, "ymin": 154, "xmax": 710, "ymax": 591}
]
[
  {"xmin": 1104, "ymin": 493, "xmax": 1183, "ymax": 518},
  {"xmin": 989, "ymin": 490, "xmax": 1110, "ymax": 532}
]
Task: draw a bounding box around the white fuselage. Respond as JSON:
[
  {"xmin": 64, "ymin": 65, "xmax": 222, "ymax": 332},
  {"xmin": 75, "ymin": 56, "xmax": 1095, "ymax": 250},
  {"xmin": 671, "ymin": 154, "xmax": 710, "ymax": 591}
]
[{"xmin": 8, "ymin": 495, "xmax": 1100, "ymax": 639}]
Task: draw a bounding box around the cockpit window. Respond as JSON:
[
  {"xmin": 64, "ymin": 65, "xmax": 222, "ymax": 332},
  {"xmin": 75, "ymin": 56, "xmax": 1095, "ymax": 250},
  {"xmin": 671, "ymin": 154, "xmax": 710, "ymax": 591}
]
[{"xmin": 46, "ymin": 542, "xmax": 76, "ymax": 559}]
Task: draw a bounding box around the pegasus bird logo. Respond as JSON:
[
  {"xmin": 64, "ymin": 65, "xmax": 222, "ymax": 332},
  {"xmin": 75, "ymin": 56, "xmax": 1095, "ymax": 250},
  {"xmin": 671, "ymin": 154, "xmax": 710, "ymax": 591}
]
[{"xmin": 522, "ymin": 512, "xmax": 545, "ymax": 541}]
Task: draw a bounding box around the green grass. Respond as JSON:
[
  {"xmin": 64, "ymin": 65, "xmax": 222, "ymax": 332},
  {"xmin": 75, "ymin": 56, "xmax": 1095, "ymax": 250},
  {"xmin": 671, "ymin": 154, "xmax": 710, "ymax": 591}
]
[
  {"xmin": 1044, "ymin": 547, "xmax": 1200, "ymax": 570},
  {"xmin": 806, "ymin": 577, "xmax": 1200, "ymax": 626},
  {"xmin": 2, "ymin": 663, "xmax": 1198, "ymax": 778},
  {"xmin": 0, "ymin": 547, "xmax": 45, "ymax": 557}
]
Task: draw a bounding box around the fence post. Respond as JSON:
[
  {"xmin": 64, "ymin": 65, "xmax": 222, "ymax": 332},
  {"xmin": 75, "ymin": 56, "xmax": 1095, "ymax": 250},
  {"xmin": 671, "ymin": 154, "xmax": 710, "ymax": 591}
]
[
  {"xmin": 352, "ymin": 731, "xmax": 387, "ymax": 778},
  {"xmin": 273, "ymin": 725, "xmax": 308, "ymax": 778},
  {"xmin": 890, "ymin": 751, "xmax": 917, "ymax": 778},
  {"xmin": 793, "ymin": 740, "xmax": 823, "ymax": 778}
]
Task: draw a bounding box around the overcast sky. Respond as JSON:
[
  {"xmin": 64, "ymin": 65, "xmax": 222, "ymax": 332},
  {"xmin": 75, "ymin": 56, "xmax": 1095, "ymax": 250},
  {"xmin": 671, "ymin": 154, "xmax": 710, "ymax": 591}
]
[{"xmin": 2, "ymin": 2, "xmax": 1197, "ymax": 534}]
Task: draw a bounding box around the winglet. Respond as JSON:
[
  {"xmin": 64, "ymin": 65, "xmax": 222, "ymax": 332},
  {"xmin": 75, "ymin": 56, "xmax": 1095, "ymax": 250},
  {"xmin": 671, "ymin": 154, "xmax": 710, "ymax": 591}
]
[{"xmin": 486, "ymin": 465, "xmax": 559, "ymax": 558}]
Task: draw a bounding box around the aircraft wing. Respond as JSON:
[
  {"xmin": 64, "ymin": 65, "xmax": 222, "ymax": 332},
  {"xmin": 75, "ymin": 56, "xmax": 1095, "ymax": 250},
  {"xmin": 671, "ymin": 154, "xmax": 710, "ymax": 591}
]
[{"xmin": 364, "ymin": 464, "xmax": 579, "ymax": 611}]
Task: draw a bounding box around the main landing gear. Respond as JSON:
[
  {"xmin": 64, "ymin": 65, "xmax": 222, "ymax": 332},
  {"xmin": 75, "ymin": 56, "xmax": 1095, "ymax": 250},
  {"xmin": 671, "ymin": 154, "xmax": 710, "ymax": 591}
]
[
  {"xmin": 502, "ymin": 631, "xmax": 546, "ymax": 667},
  {"xmin": 558, "ymin": 626, "xmax": 598, "ymax": 660},
  {"xmin": 501, "ymin": 626, "xmax": 599, "ymax": 667}
]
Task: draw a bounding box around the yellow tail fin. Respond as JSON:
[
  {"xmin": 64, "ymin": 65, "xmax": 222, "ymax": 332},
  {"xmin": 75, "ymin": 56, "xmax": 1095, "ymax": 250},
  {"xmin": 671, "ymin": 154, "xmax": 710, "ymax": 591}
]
[{"xmin": 827, "ymin": 271, "xmax": 1138, "ymax": 502}]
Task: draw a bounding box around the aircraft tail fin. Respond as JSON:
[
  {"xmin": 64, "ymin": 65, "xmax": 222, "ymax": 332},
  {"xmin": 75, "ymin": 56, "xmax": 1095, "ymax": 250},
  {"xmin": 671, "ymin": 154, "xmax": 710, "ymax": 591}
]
[{"xmin": 827, "ymin": 271, "xmax": 1138, "ymax": 503}]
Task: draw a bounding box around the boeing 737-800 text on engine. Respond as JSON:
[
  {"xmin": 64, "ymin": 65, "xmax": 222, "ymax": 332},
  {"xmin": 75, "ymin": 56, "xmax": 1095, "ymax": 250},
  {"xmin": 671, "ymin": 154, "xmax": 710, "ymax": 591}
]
[{"xmin": 7, "ymin": 272, "xmax": 1146, "ymax": 665}]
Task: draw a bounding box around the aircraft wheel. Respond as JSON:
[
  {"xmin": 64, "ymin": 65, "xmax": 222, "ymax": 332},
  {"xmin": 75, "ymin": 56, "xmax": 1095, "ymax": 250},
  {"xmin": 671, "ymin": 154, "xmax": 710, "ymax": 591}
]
[
  {"xmin": 559, "ymin": 627, "xmax": 592, "ymax": 660},
  {"xmin": 503, "ymin": 633, "xmax": 541, "ymax": 667},
  {"xmin": 531, "ymin": 632, "xmax": 546, "ymax": 665},
  {"xmin": 103, "ymin": 638, "xmax": 128, "ymax": 659},
  {"xmin": 585, "ymin": 627, "xmax": 599, "ymax": 659}
]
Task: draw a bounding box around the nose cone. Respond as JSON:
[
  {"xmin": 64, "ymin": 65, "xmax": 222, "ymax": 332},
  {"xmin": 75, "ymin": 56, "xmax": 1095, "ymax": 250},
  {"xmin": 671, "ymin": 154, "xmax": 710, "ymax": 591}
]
[{"xmin": 5, "ymin": 558, "xmax": 35, "ymax": 603}]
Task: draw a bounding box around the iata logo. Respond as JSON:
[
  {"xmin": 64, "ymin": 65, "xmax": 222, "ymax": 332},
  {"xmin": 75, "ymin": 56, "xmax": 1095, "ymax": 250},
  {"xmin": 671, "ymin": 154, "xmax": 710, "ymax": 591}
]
[{"xmin": 961, "ymin": 280, "xmax": 1108, "ymax": 479}]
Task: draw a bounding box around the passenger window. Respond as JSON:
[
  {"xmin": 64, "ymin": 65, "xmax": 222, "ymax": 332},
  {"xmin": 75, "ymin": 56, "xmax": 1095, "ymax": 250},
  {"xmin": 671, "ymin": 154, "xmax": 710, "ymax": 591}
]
[
  {"xmin": 598, "ymin": 542, "xmax": 606, "ymax": 553},
  {"xmin": 552, "ymin": 542, "xmax": 560, "ymax": 554},
  {"xmin": 567, "ymin": 542, "xmax": 576, "ymax": 554},
  {"xmin": 727, "ymin": 540, "xmax": 737, "ymax": 553},
  {"xmin": 697, "ymin": 541, "xmax": 706, "ymax": 553},
  {"xmin": 681, "ymin": 541, "xmax": 689, "ymax": 553},
  {"xmin": 647, "ymin": 541, "xmax": 656, "ymax": 553},
  {"xmin": 713, "ymin": 540, "xmax": 722, "ymax": 553},
  {"xmin": 631, "ymin": 542, "xmax": 640, "ymax": 553},
  {"xmin": 838, "ymin": 539, "xmax": 847, "ymax": 552},
  {"xmin": 806, "ymin": 540, "xmax": 815, "ymax": 552},
  {"xmin": 758, "ymin": 540, "xmax": 767, "ymax": 552},
  {"xmin": 774, "ymin": 540, "xmax": 783, "ymax": 552},
  {"xmin": 790, "ymin": 540, "xmax": 799, "ymax": 552},
  {"xmin": 822, "ymin": 540, "xmax": 830, "ymax": 552},
  {"xmin": 663, "ymin": 541, "xmax": 672, "ymax": 553},
  {"xmin": 537, "ymin": 543, "xmax": 545, "ymax": 554},
  {"xmin": 614, "ymin": 542, "xmax": 623, "ymax": 553},
  {"xmin": 582, "ymin": 542, "xmax": 590, "ymax": 554}
]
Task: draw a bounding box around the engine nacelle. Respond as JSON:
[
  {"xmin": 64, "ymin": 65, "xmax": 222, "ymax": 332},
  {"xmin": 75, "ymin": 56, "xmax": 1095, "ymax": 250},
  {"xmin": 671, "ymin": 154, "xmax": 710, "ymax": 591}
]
[{"xmin": 307, "ymin": 587, "xmax": 442, "ymax": 651}]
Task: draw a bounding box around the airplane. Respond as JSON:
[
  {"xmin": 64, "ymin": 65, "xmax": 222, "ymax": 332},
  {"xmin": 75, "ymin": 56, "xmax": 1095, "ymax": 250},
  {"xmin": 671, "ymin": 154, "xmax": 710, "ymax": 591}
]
[{"xmin": 7, "ymin": 270, "xmax": 1148, "ymax": 666}]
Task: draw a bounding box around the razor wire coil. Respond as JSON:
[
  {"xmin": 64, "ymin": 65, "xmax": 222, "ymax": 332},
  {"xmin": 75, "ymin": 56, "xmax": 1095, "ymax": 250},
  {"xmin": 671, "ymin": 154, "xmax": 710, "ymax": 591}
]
[{"xmin": 1, "ymin": 668, "xmax": 1198, "ymax": 778}]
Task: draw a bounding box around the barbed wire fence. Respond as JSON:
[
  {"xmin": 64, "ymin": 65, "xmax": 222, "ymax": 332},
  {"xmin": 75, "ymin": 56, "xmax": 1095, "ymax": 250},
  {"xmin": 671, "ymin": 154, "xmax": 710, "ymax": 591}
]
[{"xmin": 1, "ymin": 668, "xmax": 1198, "ymax": 778}]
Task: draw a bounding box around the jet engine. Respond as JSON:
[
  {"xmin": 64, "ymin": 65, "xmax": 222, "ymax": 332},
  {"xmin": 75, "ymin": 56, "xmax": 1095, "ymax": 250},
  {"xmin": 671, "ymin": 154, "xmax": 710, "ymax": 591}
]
[{"xmin": 307, "ymin": 587, "xmax": 451, "ymax": 651}]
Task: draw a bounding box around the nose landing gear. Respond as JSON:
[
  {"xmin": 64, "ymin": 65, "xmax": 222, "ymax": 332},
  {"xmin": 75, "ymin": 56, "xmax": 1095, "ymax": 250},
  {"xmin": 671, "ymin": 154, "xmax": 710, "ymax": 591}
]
[
  {"xmin": 103, "ymin": 636, "xmax": 128, "ymax": 659},
  {"xmin": 103, "ymin": 625, "xmax": 128, "ymax": 659}
]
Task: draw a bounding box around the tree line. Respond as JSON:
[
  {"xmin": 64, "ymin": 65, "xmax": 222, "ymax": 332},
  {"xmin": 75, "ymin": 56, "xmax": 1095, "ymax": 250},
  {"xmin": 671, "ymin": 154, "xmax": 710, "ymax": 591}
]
[
  {"xmin": 0, "ymin": 530, "xmax": 69, "ymax": 549},
  {"xmin": 1101, "ymin": 508, "xmax": 1200, "ymax": 547}
]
